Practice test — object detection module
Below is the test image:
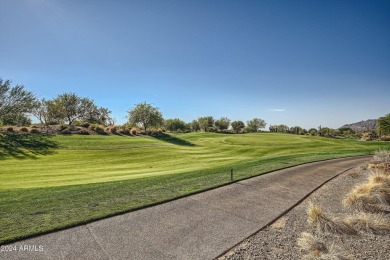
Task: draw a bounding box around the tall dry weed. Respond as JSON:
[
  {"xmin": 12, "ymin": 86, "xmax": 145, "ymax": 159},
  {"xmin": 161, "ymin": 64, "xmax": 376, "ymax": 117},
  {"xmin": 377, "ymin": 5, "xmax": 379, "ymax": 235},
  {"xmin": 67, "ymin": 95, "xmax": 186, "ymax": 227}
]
[
  {"xmin": 297, "ymin": 232, "xmax": 354, "ymax": 260},
  {"xmin": 344, "ymin": 212, "xmax": 390, "ymax": 234},
  {"xmin": 307, "ymin": 204, "xmax": 357, "ymax": 235}
]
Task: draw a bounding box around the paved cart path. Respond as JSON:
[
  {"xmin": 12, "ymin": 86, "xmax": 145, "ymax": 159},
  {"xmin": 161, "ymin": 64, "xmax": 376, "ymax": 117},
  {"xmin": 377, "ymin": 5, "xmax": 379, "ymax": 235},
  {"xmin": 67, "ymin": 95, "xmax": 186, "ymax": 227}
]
[{"xmin": 1, "ymin": 156, "xmax": 370, "ymax": 260}]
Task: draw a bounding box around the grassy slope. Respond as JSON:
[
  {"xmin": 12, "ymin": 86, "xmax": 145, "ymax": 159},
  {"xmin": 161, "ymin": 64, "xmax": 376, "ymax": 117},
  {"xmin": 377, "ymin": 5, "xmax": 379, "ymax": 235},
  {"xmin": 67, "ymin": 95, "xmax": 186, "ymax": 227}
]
[{"xmin": 0, "ymin": 132, "xmax": 389, "ymax": 244}]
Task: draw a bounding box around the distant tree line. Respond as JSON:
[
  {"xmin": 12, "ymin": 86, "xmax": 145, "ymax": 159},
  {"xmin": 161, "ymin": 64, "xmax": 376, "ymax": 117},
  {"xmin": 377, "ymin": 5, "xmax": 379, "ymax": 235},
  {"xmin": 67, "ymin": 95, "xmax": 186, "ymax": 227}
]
[
  {"xmin": 127, "ymin": 102, "xmax": 266, "ymax": 133},
  {"xmin": 1, "ymin": 77, "xmax": 389, "ymax": 140}
]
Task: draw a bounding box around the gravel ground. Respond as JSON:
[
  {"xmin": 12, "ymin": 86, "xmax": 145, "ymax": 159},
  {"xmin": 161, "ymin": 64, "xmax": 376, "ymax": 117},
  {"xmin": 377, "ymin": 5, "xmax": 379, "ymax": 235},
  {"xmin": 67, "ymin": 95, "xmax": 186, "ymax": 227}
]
[{"xmin": 218, "ymin": 163, "xmax": 390, "ymax": 260}]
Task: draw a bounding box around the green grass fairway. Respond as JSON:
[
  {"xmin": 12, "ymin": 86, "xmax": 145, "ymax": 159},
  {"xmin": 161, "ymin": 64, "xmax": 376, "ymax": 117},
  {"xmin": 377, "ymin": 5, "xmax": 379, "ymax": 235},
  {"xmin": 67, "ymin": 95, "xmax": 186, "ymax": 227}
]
[{"xmin": 1, "ymin": 132, "xmax": 389, "ymax": 244}]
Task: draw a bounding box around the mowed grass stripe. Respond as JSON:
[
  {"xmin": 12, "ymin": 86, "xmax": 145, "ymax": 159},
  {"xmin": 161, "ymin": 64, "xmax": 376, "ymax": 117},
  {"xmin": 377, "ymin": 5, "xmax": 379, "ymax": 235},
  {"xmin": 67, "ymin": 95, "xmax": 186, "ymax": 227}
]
[{"xmin": 0, "ymin": 132, "xmax": 389, "ymax": 244}]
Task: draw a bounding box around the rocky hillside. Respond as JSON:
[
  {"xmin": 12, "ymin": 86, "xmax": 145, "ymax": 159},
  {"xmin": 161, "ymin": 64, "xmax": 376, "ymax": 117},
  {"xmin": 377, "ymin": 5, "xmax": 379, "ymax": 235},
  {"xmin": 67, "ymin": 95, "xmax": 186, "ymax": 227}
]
[{"xmin": 339, "ymin": 119, "xmax": 377, "ymax": 132}]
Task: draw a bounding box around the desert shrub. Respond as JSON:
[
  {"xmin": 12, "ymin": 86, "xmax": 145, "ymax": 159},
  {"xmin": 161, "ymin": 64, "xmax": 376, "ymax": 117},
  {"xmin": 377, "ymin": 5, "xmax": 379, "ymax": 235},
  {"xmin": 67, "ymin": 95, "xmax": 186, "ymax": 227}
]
[
  {"xmin": 78, "ymin": 130, "xmax": 90, "ymax": 135},
  {"xmin": 361, "ymin": 132, "xmax": 377, "ymax": 141},
  {"xmin": 367, "ymin": 172, "xmax": 390, "ymax": 187},
  {"xmin": 61, "ymin": 129, "xmax": 72, "ymax": 135},
  {"xmin": 72, "ymin": 120, "xmax": 82, "ymax": 126},
  {"xmin": 30, "ymin": 128, "xmax": 40, "ymax": 134},
  {"xmin": 88, "ymin": 124, "xmax": 97, "ymax": 131},
  {"xmin": 110, "ymin": 126, "xmax": 119, "ymax": 134},
  {"xmin": 380, "ymin": 136, "xmax": 390, "ymax": 141},
  {"xmin": 81, "ymin": 122, "xmax": 90, "ymax": 128},
  {"xmin": 96, "ymin": 127, "xmax": 105, "ymax": 134},
  {"xmin": 344, "ymin": 212, "xmax": 390, "ymax": 234},
  {"xmin": 297, "ymin": 232, "xmax": 353, "ymax": 260},
  {"xmin": 297, "ymin": 232, "xmax": 328, "ymax": 257},
  {"xmin": 307, "ymin": 203, "xmax": 357, "ymax": 235},
  {"xmin": 119, "ymin": 128, "xmax": 130, "ymax": 135},
  {"xmin": 20, "ymin": 127, "xmax": 29, "ymax": 133},
  {"xmin": 130, "ymin": 128, "xmax": 137, "ymax": 135},
  {"xmin": 68, "ymin": 125, "xmax": 77, "ymax": 131},
  {"xmin": 88, "ymin": 124, "xmax": 106, "ymax": 134},
  {"xmin": 89, "ymin": 124, "xmax": 105, "ymax": 133},
  {"xmin": 60, "ymin": 124, "xmax": 68, "ymax": 131},
  {"xmin": 343, "ymin": 181, "xmax": 390, "ymax": 213}
]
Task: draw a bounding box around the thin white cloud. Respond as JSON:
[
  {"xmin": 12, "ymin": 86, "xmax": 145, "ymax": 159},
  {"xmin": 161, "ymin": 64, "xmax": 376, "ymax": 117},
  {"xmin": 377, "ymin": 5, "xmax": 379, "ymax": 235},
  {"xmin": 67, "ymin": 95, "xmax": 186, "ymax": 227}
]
[{"xmin": 268, "ymin": 108, "xmax": 286, "ymax": 112}]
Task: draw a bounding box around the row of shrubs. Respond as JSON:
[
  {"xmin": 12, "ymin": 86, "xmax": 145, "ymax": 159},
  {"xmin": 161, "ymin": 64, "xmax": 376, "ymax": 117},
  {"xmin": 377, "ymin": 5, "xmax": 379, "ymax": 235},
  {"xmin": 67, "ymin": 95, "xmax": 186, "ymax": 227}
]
[
  {"xmin": 0, "ymin": 125, "xmax": 165, "ymax": 136},
  {"xmin": 297, "ymin": 150, "xmax": 390, "ymax": 259},
  {"xmin": 2, "ymin": 124, "xmax": 390, "ymax": 140},
  {"xmin": 0, "ymin": 126, "xmax": 41, "ymax": 134}
]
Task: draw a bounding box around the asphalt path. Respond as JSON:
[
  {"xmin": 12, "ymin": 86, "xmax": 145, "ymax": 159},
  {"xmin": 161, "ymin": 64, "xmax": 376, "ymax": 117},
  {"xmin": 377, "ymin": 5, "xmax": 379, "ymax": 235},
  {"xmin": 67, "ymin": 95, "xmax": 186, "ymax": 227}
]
[{"xmin": 0, "ymin": 156, "xmax": 370, "ymax": 260}]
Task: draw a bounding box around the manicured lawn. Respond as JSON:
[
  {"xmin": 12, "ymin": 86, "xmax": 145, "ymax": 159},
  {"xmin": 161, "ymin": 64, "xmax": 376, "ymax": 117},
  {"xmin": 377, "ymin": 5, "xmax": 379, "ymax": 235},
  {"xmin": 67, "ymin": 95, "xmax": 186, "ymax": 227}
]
[{"xmin": 0, "ymin": 132, "xmax": 389, "ymax": 244}]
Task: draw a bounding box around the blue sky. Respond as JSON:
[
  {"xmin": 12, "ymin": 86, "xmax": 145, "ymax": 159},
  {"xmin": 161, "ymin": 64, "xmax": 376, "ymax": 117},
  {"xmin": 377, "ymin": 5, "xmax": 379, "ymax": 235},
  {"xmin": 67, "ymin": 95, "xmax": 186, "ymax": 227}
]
[{"xmin": 1, "ymin": 0, "xmax": 389, "ymax": 129}]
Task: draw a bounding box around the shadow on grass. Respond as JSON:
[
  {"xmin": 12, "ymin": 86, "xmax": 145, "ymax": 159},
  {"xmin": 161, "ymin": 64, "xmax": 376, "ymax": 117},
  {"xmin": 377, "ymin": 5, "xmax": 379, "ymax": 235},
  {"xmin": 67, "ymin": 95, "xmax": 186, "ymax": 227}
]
[
  {"xmin": 153, "ymin": 133, "xmax": 195, "ymax": 146},
  {"xmin": 0, "ymin": 133, "xmax": 59, "ymax": 159}
]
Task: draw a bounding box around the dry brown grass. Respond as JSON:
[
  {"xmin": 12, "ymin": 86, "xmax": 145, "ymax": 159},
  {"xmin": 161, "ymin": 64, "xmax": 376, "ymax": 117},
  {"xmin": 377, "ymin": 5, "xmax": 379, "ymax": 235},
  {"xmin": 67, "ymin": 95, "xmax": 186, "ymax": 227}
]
[
  {"xmin": 343, "ymin": 181, "xmax": 390, "ymax": 213},
  {"xmin": 325, "ymin": 244, "xmax": 355, "ymax": 260},
  {"xmin": 344, "ymin": 212, "xmax": 390, "ymax": 234},
  {"xmin": 297, "ymin": 232, "xmax": 354, "ymax": 260},
  {"xmin": 297, "ymin": 232, "xmax": 328, "ymax": 258},
  {"xmin": 367, "ymin": 172, "xmax": 390, "ymax": 187},
  {"xmin": 307, "ymin": 204, "xmax": 357, "ymax": 236}
]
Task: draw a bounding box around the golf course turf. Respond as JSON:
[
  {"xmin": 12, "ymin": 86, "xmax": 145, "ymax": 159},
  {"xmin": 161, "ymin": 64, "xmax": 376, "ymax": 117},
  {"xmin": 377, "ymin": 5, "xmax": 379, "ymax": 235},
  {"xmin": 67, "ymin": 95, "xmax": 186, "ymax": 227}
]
[{"xmin": 1, "ymin": 132, "xmax": 389, "ymax": 244}]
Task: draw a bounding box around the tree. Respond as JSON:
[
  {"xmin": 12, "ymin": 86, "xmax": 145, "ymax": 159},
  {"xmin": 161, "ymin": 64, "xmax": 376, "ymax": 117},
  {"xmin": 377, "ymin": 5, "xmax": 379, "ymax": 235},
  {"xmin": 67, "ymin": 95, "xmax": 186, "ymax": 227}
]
[
  {"xmin": 190, "ymin": 120, "xmax": 201, "ymax": 132},
  {"xmin": 319, "ymin": 127, "xmax": 336, "ymax": 137},
  {"xmin": 128, "ymin": 102, "xmax": 163, "ymax": 131},
  {"xmin": 165, "ymin": 118, "xmax": 186, "ymax": 132},
  {"xmin": 276, "ymin": 124, "xmax": 289, "ymax": 133},
  {"xmin": 48, "ymin": 93, "xmax": 113, "ymax": 126},
  {"xmin": 50, "ymin": 93, "xmax": 80, "ymax": 125},
  {"xmin": 78, "ymin": 98, "xmax": 114, "ymax": 125},
  {"xmin": 97, "ymin": 107, "xmax": 115, "ymax": 126},
  {"xmin": 308, "ymin": 128, "xmax": 317, "ymax": 136},
  {"xmin": 0, "ymin": 78, "xmax": 37, "ymax": 122},
  {"xmin": 215, "ymin": 117, "xmax": 230, "ymax": 132},
  {"xmin": 32, "ymin": 98, "xmax": 60, "ymax": 126},
  {"xmin": 299, "ymin": 128, "xmax": 308, "ymax": 135},
  {"xmin": 377, "ymin": 113, "xmax": 390, "ymax": 137},
  {"xmin": 198, "ymin": 116, "xmax": 214, "ymax": 132},
  {"xmin": 290, "ymin": 126, "xmax": 303, "ymax": 135},
  {"xmin": 79, "ymin": 97, "xmax": 100, "ymax": 123},
  {"xmin": 231, "ymin": 121, "xmax": 245, "ymax": 133},
  {"xmin": 246, "ymin": 118, "xmax": 266, "ymax": 132}
]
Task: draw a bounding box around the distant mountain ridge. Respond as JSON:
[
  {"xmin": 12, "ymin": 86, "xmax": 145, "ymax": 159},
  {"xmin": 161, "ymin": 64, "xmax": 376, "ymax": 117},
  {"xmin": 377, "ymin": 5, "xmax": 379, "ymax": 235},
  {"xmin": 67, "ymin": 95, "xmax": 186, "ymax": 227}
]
[{"xmin": 339, "ymin": 119, "xmax": 377, "ymax": 132}]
